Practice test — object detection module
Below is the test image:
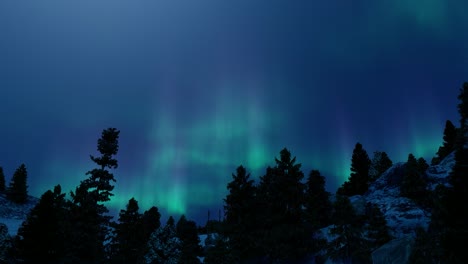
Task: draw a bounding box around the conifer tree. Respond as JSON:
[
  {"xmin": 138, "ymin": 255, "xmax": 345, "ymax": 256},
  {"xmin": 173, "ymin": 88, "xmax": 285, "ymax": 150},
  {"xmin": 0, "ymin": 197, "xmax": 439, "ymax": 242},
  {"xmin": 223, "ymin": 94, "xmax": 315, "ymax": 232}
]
[
  {"xmin": 432, "ymin": 120, "xmax": 457, "ymax": 165},
  {"xmin": 133, "ymin": 206, "xmax": 162, "ymax": 263},
  {"xmin": 16, "ymin": 185, "xmax": 68, "ymax": 263},
  {"xmin": 0, "ymin": 167, "xmax": 5, "ymax": 193},
  {"xmin": 338, "ymin": 143, "xmax": 371, "ymax": 196},
  {"xmin": 423, "ymin": 83, "xmax": 468, "ymax": 263},
  {"xmin": 110, "ymin": 198, "xmax": 143, "ymax": 264},
  {"xmin": 203, "ymin": 234, "xmax": 233, "ymax": 264},
  {"xmin": 401, "ymin": 154, "xmax": 427, "ymax": 204},
  {"xmin": 145, "ymin": 216, "xmax": 181, "ymax": 264},
  {"xmin": 417, "ymin": 157, "xmax": 429, "ymax": 175},
  {"xmin": 224, "ymin": 165, "xmax": 259, "ymax": 262},
  {"xmin": 176, "ymin": 215, "xmax": 203, "ymax": 264},
  {"xmin": 141, "ymin": 206, "xmax": 162, "ymax": 241},
  {"xmin": 257, "ymin": 148, "xmax": 308, "ymax": 262},
  {"xmin": 369, "ymin": 151, "xmax": 393, "ymax": 181},
  {"xmin": 68, "ymin": 128, "xmax": 120, "ymax": 263},
  {"xmin": 365, "ymin": 203, "xmax": 392, "ymax": 249},
  {"xmin": 438, "ymin": 82, "xmax": 468, "ymax": 262},
  {"xmin": 304, "ymin": 170, "xmax": 332, "ymax": 231},
  {"xmin": 7, "ymin": 164, "xmax": 28, "ymax": 204},
  {"xmin": 328, "ymin": 195, "xmax": 369, "ymax": 263}
]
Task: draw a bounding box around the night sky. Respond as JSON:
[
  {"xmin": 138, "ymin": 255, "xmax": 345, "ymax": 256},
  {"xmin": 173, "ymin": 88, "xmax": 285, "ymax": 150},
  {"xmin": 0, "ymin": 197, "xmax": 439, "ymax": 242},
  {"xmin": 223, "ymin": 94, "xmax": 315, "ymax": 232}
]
[{"xmin": 1, "ymin": 0, "xmax": 467, "ymax": 223}]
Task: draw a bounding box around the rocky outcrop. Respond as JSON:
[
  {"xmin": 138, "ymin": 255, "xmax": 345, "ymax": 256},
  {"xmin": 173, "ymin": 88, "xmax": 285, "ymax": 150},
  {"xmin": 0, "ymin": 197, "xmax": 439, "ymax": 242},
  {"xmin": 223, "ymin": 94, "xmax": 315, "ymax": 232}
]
[
  {"xmin": 347, "ymin": 162, "xmax": 432, "ymax": 238},
  {"xmin": 426, "ymin": 151, "xmax": 455, "ymax": 189},
  {"xmin": 319, "ymin": 152, "xmax": 455, "ymax": 263},
  {"xmin": 368, "ymin": 152, "xmax": 455, "ymax": 263}
]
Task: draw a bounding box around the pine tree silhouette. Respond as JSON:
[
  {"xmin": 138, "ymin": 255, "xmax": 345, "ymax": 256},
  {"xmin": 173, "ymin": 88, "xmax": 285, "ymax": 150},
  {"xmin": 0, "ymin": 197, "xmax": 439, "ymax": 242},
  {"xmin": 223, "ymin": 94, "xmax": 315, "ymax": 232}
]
[
  {"xmin": 432, "ymin": 120, "xmax": 457, "ymax": 165},
  {"xmin": 439, "ymin": 82, "xmax": 468, "ymax": 262},
  {"xmin": 7, "ymin": 164, "xmax": 28, "ymax": 204},
  {"xmin": 365, "ymin": 203, "xmax": 392, "ymax": 249},
  {"xmin": 328, "ymin": 195, "xmax": 369, "ymax": 263},
  {"xmin": 338, "ymin": 143, "xmax": 371, "ymax": 196},
  {"xmin": 16, "ymin": 185, "xmax": 68, "ymax": 263},
  {"xmin": 145, "ymin": 216, "xmax": 181, "ymax": 264},
  {"xmin": 369, "ymin": 151, "xmax": 393, "ymax": 181},
  {"xmin": 304, "ymin": 169, "xmax": 332, "ymax": 231},
  {"xmin": 257, "ymin": 148, "xmax": 308, "ymax": 262},
  {"xmin": 401, "ymin": 154, "xmax": 427, "ymax": 204},
  {"xmin": 68, "ymin": 128, "xmax": 120, "ymax": 263},
  {"xmin": 176, "ymin": 215, "xmax": 203, "ymax": 264},
  {"xmin": 110, "ymin": 198, "xmax": 143, "ymax": 264},
  {"xmin": 224, "ymin": 165, "xmax": 260, "ymax": 262}
]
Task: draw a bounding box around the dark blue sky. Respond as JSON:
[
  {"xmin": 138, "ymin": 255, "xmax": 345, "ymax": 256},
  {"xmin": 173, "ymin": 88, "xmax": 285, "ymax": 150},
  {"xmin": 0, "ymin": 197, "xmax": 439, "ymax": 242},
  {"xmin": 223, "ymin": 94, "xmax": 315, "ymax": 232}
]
[{"xmin": 1, "ymin": 0, "xmax": 467, "ymax": 223}]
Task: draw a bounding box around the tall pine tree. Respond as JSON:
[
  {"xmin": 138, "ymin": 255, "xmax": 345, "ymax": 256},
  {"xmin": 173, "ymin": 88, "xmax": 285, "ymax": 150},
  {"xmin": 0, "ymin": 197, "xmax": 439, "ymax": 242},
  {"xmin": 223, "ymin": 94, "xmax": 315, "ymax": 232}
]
[
  {"xmin": 69, "ymin": 128, "xmax": 120, "ymax": 263},
  {"xmin": 16, "ymin": 185, "xmax": 68, "ymax": 263},
  {"xmin": 338, "ymin": 143, "xmax": 371, "ymax": 196},
  {"xmin": 438, "ymin": 82, "xmax": 468, "ymax": 262},
  {"xmin": 304, "ymin": 170, "xmax": 332, "ymax": 231},
  {"xmin": 224, "ymin": 165, "xmax": 260, "ymax": 262},
  {"xmin": 7, "ymin": 164, "xmax": 28, "ymax": 204},
  {"xmin": 257, "ymin": 148, "xmax": 308, "ymax": 262},
  {"xmin": 110, "ymin": 198, "xmax": 143, "ymax": 264},
  {"xmin": 432, "ymin": 120, "xmax": 457, "ymax": 165},
  {"xmin": 328, "ymin": 195, "xmax": 369, "ymax": 263},
  {"xmin": 141, "ymin": 206, "xmax": 162, "ymax": 242},
  {"xmin": 365, "ymin": 203, "xmax": 392, "ymax": 249},
  {"xmin": 369, "ymin": 151, "xmax": 393, "ymax": 181},
  {"xmin": 145, "ymin": 216, "xmax": 181, "ymax": 264},
  {"xmin": 401, "ymin": 154, "xmax": 427, "ymax": 205},
  {"xmin": 136, "ymin": 206, "xmax": 162, "ymax": 262},
  {"xmin": 176, "ymin": 215, "xmax": 203, "ymax": 264}
]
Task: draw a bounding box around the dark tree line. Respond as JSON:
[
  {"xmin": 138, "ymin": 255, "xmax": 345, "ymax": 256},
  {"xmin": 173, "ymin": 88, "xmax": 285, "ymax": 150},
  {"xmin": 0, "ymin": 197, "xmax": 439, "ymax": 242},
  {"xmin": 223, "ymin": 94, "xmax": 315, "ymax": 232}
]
[
  {"xmin": 3, "ymin": 82, "xmax": 468, "ymax": 263},
  {"xmin": 2, "ymin": 132, "xmax": 393, "ymax": 263},
  {"xmin": 3, "ymin": 128, "xmax": 201, "ymax": 264},
  {"xmin": 221, "ymin": 147, "xmax": 392, "ymax": 263}
]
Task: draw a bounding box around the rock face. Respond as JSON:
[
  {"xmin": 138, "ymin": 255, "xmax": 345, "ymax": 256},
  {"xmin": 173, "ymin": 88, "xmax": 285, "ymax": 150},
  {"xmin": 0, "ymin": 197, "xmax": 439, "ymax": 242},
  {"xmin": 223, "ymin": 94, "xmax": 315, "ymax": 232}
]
[
  {"xmin": 426, "ymin": 151, "xmax": 455, "ymax": 189},
  {"xmin": 363, "ymin": 163, "xmax": 430, "ymax": 237},
  {"xmin": 322, "ymin": 152, "xmax": 455, "ymax": 264},
  {"xmin": 367, "ymin": 153, "xmax": 455, "ymax": 264},
  {"xmin": 371, "ymin": 235, "xmax": 414, "ymax": 264}
]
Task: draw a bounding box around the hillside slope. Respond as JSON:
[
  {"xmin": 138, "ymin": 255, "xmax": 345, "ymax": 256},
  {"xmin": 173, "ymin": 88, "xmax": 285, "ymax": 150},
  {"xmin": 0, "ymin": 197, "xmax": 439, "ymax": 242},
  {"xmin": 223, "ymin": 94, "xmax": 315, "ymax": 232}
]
[{"xmin": 0, "ymin": 194, "xmax": 39, "ymax": 235}]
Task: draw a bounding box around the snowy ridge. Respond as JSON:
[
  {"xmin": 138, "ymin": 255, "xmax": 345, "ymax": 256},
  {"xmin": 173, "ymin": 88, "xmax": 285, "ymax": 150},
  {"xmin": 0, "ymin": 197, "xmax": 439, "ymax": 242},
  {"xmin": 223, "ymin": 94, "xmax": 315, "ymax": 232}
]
[
  {"xmin": 365, "ymin": 152, "xmax": 453, "ymax": 237},
  {"xmin": 365, "ymin": 162, "xmax": 430, "ymax": 237},
  {"xmin": 319, "ymin": 153, "xmax": 456, "ymax": 263},
  {"xmin": 0, "ymin": 194, "xmax": 38, "ymax": 235}
]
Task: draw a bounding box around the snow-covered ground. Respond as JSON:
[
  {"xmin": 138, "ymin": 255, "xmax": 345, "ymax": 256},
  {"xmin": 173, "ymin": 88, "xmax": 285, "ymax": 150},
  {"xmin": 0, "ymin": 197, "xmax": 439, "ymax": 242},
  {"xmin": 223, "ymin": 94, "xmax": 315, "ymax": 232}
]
[
  {"xmin": 364, "ymin": 162, "xmax": 431, "ymax": 237},
  {"xmin": 0, "ymin": 194, "xmax": 38, "ymax": 236}
]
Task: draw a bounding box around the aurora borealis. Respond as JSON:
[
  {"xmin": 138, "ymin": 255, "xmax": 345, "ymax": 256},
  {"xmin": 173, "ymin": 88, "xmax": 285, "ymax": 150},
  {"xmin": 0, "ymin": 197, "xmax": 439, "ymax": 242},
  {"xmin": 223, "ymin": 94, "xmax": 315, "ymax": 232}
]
[{"xmin": 1, "ymin": 0, "xmax": 467, "ymax": 223}]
